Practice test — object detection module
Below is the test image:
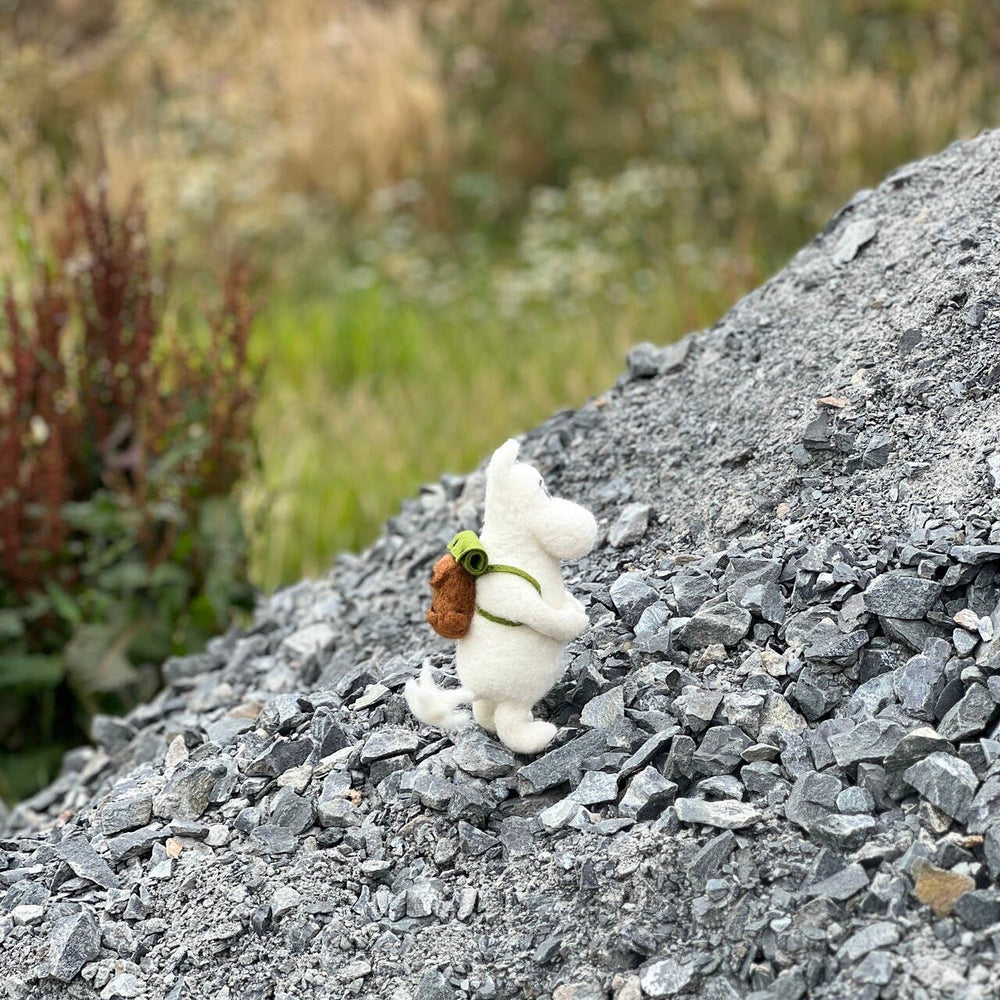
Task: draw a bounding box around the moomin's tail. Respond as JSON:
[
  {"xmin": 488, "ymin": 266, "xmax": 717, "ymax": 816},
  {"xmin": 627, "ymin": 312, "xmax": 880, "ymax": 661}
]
[{"xmin": 404, "ymin": 663, "xmax": 473, "ymax": 730}]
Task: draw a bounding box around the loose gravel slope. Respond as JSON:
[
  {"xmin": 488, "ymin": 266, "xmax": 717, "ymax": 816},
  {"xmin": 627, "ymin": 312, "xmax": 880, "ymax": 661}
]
[{"xmin": 3, "ymin": 131, "xmax": 1000, "ymax": 1000}]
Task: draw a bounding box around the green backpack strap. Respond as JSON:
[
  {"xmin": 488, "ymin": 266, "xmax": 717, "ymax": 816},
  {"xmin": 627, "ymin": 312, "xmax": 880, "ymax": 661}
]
[
  {"xmin": 446, "ymin": 531, "xmax": 542, "ymax": 627},
  {"xmin": 484, "ymin": 563, "xmax": 541, "ymax": 594}
]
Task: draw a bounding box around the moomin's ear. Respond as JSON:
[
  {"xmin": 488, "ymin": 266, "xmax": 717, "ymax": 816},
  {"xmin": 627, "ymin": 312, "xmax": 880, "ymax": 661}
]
[{"xmin": 487, "ymin": 438, "xmax": 520, "ymax": 480}]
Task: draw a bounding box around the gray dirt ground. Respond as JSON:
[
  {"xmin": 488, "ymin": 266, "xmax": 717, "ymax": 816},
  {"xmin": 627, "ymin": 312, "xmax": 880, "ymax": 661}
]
[{"xmin": 2, "ymin": 130, "xmax": 1000, "ymax": 1000}]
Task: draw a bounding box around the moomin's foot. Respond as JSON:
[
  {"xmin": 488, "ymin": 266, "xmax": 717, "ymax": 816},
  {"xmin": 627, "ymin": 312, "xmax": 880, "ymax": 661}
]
[
  {"xmin": 472, "ymin": 699, "xmax": 498, "ymax": 733},
  {"xmin": 494, "ymin": 704, "xmax": 557, "ymax": 755}
]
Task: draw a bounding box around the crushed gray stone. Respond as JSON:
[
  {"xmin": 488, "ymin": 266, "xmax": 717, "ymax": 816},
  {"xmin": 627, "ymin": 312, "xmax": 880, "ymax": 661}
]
[{"xmin": 5, "ymin": 131, "xmax": 1000, "ymax": 1000}]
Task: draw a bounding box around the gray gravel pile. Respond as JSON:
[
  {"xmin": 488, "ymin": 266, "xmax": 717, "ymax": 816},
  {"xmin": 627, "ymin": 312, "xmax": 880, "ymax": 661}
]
[{"xmin": 2, "ymin": 132, "xmax": 1000, "ymax": 999}]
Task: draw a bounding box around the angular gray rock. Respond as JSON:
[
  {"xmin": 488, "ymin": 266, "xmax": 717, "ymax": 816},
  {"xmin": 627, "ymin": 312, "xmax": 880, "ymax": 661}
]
[
  {"xmin": 579, "ymin": 687, "xmax": 625, "ymax": 730},
  {"xmin": 608, "ymin": 503, "xmax": 651, "ymax": 548},
  {"xmin": 675, "ymin": 687, "xmax": 722, "ymax": 733},
  {"xmin": 836, "ymin": 787, "xmax": 874, "ymax": 814},
  {"xmin": 90, "ymin": 715, "xmax": 137, "ymax": 753},
  {"xmin": 954, "ymin": 890, "xmax": 1000, "ymax": 930},
  {"xmin": 452, "ymin": 733, "xmax": 517, "ymax": 778},
  {"xmin": 673, "ymin": 798, "xmax": 760, "ymax": 829},
  {"xmin": 318, "ymin": 792, "xmax": 361, "ymax": 828},
  {"xmin": 244, "ymin": 736, "xmax": 313, "ymax": 777},
  {"xmin": 951, "ymin": 546, "xmax": 1000, "ymax": 566},
  {"xmin": 688, "ymin": 830, "xmax": 736, "ymax": 886},
  {"xmin": 104, "ymin": 823, "xmax": 166, "ymax": 863},
  {"xmin": 893, "ymin": 639, "xmax": 949, "ymax": 719},
  {"xmin": 360, "ymin": 728, "xmax": 420, "ymax": 763},
  {"xmin": 805, "ymin": 626, "xmax": 869, "ymax": 661},
  {"xmin": 54, "ymin": 832, "xmax": 120, "ymax": 890},
  {"xmin": 570, "ymin": 770, "xmax": 619, "ymax": 806},
  {"xmin": 864, "ymin": 572, "xmax": 942, "ymax": 619},
  {"xmin": 938, "ymin": 683, "xmax": 997, "ymax": 742},
  {"xmin": 516, "ymin": 731, "xmax": 608, "ymax": 794},
  {"xmin": 152, "ymin": 766, "xmax": 216, "ymax": 820},
  {"xmin": 837, "ymin": 922, "xmax": 900, "ymax": 962},
  {"xmin": 691, "ymin": 726, "xmax": 751, "ymax": 775},
  {"xmin": 740, "ymin": 582, "xmax": 786, "ymax": 626},
  {"xmin": 269, "ymin": 787, "xmax": 315, "ymax": 834},
  {"xmin": 100, "ymin": 788, "xmax": 153, "ymax": 836},
  {"xmin": 813, "ymin": 813, "xmax": 877, "ymax": 851},
  {"xmin": 609, "ymin": 572, "xmax": 660, "ymax": 629},
  {"xmin": 619, "ymin": 767, "xmax": 677, "ymax": 820},
  {"xmin": 759, "ymin": 693, "xmax": 808, "ymax": 743},
  {"xmin": 640, "ymin": 958, "xmax": 696, "ymax": 997},
  {"xmin": 829, "ymin": 720, "xmax": 907, "ymax": 769},
  {"xmin": 48, "ymin": 910, "xmax": 100, "ymax": 982},
  {"xmin": 801, "ymin": 862, "xmax": 869, "ymax": 901},
  {"xmin": 672, "ymin": 571, "xmax": 716, "ymax": 617},
  {"xmin": 785, "ymin": 772, "xmax": 841, "ymax": 833},
  {"xmin": 250, "ymin": 825, "xmax": 297, "ymax": 854},
  {"xmin": 678, "ymin": 602, "xmax": 751, "ymax": 649},
  {"xmin": 967, "ymin": 775, "xmax": 1000, "ymax": 835},
  {"xmin": 903, "ymin": 751, "xmax": 978, "ymax": 822},
  {"xmin": 884, "ymin": 727, "xmax": 954, "ymax": 789}
]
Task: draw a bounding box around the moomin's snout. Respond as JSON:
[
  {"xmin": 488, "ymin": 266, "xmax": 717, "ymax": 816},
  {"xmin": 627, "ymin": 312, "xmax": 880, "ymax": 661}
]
[{"xmin": 536, "ymin": 496, "xmax": 597, "ymax": 560}]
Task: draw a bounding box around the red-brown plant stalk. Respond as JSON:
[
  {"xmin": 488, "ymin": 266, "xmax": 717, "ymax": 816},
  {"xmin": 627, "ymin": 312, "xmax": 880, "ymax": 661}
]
[{"xmin": 0, "ymin": 184, "xmax": 257, "ymax": 605}]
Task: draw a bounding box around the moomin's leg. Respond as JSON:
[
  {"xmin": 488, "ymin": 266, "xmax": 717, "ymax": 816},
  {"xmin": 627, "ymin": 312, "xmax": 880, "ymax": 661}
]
[
  {"xmin": 472, "ymin": 699, "xmax": 497, "ymax": 733},
  {"xmin": 493, "ymin": 703, "xmax": 557, "ymax": 755}
]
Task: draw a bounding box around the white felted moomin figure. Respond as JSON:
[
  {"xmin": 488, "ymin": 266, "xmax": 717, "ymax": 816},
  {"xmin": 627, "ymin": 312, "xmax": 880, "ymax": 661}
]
[{"xmin": 405, "ymin": 439, "xmax": 597, "ymax": 754}]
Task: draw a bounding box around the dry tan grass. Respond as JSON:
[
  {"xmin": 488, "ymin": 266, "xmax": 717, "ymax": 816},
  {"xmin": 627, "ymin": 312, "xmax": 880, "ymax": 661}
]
[
  {"xmin": 262, "ymin": 1, "xmax": 447, "ymax": 204},
  {"xmin": 0, "ymin": 0, "xmax": 449, "ymax": 258},
  {"xmin": 712, "ymin": 46, "xmax": 988, "ymax": 217},
  {"xmin": 2, "ymin": 0, "xmax": 996, "ymax": 257}
]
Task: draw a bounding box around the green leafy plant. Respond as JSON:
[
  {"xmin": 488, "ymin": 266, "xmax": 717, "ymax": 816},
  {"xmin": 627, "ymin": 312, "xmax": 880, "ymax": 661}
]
[{"xmin": 0, "ymin": 184, "xmax": 259, "ymax": 802}]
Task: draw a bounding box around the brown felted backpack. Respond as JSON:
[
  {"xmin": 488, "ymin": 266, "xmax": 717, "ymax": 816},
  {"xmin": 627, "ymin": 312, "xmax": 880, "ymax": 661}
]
[
  {"xmin": 426, "ymin": 553, "xmax": 477, "ymax": 639},
  {"xmin": 426, "ymin": 531, "xmax": 543, "ymax": 639}
]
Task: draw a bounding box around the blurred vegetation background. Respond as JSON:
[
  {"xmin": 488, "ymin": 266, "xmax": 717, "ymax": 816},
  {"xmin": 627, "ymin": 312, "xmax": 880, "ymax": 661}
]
[{"xmin": 1, "ymin": 0, "xmax": 998, "ymax": 801}]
